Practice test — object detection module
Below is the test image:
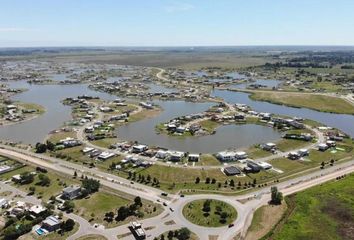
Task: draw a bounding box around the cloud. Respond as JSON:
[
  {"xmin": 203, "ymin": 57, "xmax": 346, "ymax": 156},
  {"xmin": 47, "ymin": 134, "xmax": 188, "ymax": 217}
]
[
  {"xmin": 164, "ymin": 2, "xmax": 194, "ymax": 13},
  {"xmin": 0, "ymin": 27, "xmax": 39, "ymax": 32}
]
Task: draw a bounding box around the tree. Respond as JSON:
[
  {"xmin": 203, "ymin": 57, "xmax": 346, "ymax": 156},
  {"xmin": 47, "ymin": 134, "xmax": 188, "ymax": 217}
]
[
  {"xmin": 104, "ymin": 212, "xmax": 115, "ymax": 222},
  {"xmin": 147, "ymin": 174, "xmax": 151, "ymax": 182},
  {"xmin": 63, "ymin": 200, "xmax": 75, "ymax": 212},
  {"xmin": 134, "ymin": 196, "xmax": 142, "ymax": 207},
  {"xmin": 73, "ymin": 171, "xmax": 78, "ymax": 178},
  {"xmin": 81, "ymin": 178, "xmax": 100, "ymax": 194},
  {"xmin": 38, "ymin": 174, "xmax": 51, "ymax": 186},
  {"xmin": 211, "ymin": 178, "xmax": 216, "ymax": 184},
  {"xmin": 167, "ymin": 230, "xmax": 174, "ymax": 240},
  {"xmin": 29, "ymin": 186, "xmax": 36, "ymax": 194},
  {"xmin": 330, "ymin": 159, "xmax": 335, "ymax": 165},
  {"xmin": 229, "ymin": 179, "xmax": 235, "ymax": 187},
  {"xmin": 35, "ymin": 142, "xmax": 47, "ymax": 153},
  {"xmin": 61, "ymin": 219, "xmax": 75, "ymax": 232},
  {"xmin": 20, "ymin": 172, "xmax": 34, "ymax": 184},
  {"xmin": 253, "ymin": 178, "xmax": 257, "ymax": 186},
  {"xmin": 321, "ymin": 161, "xmax": 325, "ymax": 169},
  {"xmin": 270, "ymin": 186, "xmax": 283, "ymax": 205},
  {"xmin": 46, "ymin": 140, "xmax": 55, "ymax": 151},
  {"xmin": 116, "ymin": 206, "xmax": 130, "ymax": 221},
  {"xmin": 205, "ymin": 177, "xmax": 211, "ymax": 184},
  {"xmin": 202, "ymin": 200, "xmax": 211, "ymax": 213},
  {"xmin": 177, "ymin": 227, "xmax": 191, "ymax": 240},
  {"xmin": 195, "ymin": 177, "xmax": 200, "ymax": 184}
]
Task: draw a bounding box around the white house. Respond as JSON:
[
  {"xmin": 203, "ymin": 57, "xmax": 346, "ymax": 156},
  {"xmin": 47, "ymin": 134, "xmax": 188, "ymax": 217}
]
[{"xmin": 216, "ymin": 151, "xmax": 236, "ymax": 161}]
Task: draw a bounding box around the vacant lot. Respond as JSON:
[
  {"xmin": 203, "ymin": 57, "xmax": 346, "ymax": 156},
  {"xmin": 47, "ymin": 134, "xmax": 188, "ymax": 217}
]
[
  {"xmin": 249, "ymin": 91, "xmax": 354, "ymax": 114},
  {"xmin": 269, "ymin": 174, "xmax": 354, "ymax": 240}
]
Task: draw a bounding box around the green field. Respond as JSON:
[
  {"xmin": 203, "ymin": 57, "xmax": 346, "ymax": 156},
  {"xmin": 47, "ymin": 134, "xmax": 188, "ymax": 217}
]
[
  {"xmin": 183, "ymin": 199, "xmax": 237, "ymax": 227},
  {"xmin": 269, "ymin": 174, "xmax": 354, "ymax": 240},
  {"xmin": 249, "ymin": 91, "xmax": 354, "ymax": 114}
]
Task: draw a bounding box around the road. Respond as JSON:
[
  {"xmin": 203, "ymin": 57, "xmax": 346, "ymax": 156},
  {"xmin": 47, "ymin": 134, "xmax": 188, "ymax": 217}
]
[
  {"xmin": 0, "ymin": 68, "xmax": 352, "ymax": 239},
  {"xmin": 1, "ymin": 143, "xmax": 354, "ymax": 240}
]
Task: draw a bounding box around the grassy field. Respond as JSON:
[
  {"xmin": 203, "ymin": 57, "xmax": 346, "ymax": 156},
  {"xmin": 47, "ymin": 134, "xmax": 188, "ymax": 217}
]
[
  {"xmin": 268, "ymin": 174, "xmax": 354, "ymax": 240},
  {"xmin": 249, "ymin": 91, "xmax": 354, "ymax": 114},
  {"xmin": 77, "ymin": 235, "xmax": 107, "ymax": 240},
  {"xmin": 183, "ymin": 199, "xmax": 237, "ymax": 227},
  {"xmin": 246, "ymin": 204, "xmax": 287, "ymax": 240}
]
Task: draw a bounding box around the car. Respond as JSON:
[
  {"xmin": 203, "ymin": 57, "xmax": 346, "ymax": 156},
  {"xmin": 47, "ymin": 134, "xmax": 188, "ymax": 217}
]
[
  {"xmin": 169, "ymin": 207, "xmax": 174, "ymax": 212},
  {"xmin": 161, "ymin": 192, "xmax": 168, "ymax": 196},
  {"xmin": 163, "ymin": 202, "xmax": 167, "ymax": 206},
  {"xmin": 130, "ymin": 181, "xmax": 134, "ymax": 184},
  {"xmin": 180, "ymin": 194, "xmax": 185, "ymax": 197},
  {"xmin": 157, "ymin": 199, "xmax": 160, "ymax": 202},
  {"xmin": 228, "ymin": 224, "xmax": 234, "ymax": 228}
]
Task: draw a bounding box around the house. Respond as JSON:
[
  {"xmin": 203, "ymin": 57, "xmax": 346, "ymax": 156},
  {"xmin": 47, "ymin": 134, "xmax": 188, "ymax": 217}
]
[
  {"xmin": 132, "ymin": 145, "xmax": 148, "ymax": 153},
  {"xmin": 84, "ymin": 126, "xmax": 94, "ymax": 133},
  {"xmin": 97, "ymin": 151, "xmax": 116, "ymax": 160},
  {"xmin": 326, "ymin": 140, "xmax": 336, "ymax": 147},
  {"xmin": 318, "ymin": 143, "xmax": 329, "ymax": 151},
  {"xmin": 216, "ymin": 151, "xmax": 236, "ymax": 161},
  {"xmin": 245, "ymin": 161, "xmax": 261, "ymax": 173},
  {"xmin": 223, "ymin": 166, "xmax": 242, "ymax": 176},
  {"xmin": 288, "ymin": 151, "xmax": 301, "ymax": 160},
  {"xmin": 257, "ymin": 162, "xmax": 272, "ymax": 170},
  {"xmin": 298, "ymin": 149, "xmax": 309, "ymax": 157},
  {"xmin": 62, "ymin": 186, "xmax": 81, "ymax": 200},
  {"xmin": 82, "ymin": 147, "xmax": 95, "ymax": 153},
  {"xmin": 168, "ymin": 151, "xmax": 185, "ymax": 161},
  {"xmin": 29, "ymin": 204, "xmax": 47, "ymax": 217},
  {"xmin": 42, "ymin": 216, "xmax": 62, "ymax": 232},
  {"xmin": 261, "ymin": 143, "xmax": 277, "ymax": 151},
  {"xmin": 176, "ymin": 126, "xmax": 186, "ymax": 133},
  {"xmin": 188, "ymin": 154, "xmax": 200, "ymax": 162},
  {"xmin": 11, "ymin": 174, "xmax": 22, "ymax": 183},
  {"xmin": 0, "ymin": 198, "xmax": 8, "ymax": 208},
  {"xmin": 155, "ymin": 150, "xmax": 168, "ymax": 159},
  {"xmin": 235, "ymin": 151, "xmax": 248, "ymax": 160}
]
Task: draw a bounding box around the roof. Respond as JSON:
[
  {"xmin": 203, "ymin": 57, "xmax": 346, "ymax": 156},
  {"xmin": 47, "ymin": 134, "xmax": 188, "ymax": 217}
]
[
  {"xmin": 223, "ymin": 166, "xmax": 241, "ymax": 175},
  {"xmin": 30, "ymin": 205, "xmax": 46, "ymax": 214},
  {"xmin": 43, "ymin": 216, "xmax": 61, "ymax": 226},
  {"xmin": 63, "ymin": 185, "xmax": 81, "ymax": 193}
]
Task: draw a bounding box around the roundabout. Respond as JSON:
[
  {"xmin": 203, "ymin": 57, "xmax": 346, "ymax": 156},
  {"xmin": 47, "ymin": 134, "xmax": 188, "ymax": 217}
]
[{"xmin": 182, "ymin": 199, "xmax": 237, "ymax": 227}]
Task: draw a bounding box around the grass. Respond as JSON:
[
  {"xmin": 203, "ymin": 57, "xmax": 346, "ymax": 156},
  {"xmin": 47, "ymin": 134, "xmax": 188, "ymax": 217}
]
[
  {"xmin": 0, "ymin": 164, "xmax": 78, "ymax": 201},
  {"xmin": 77, "ymin": 235, "xmax": 107, "ymax": 240},
  {"xmin": 74, "ymin": 191, "xmax": 130, "ymax": 226},
  {"xmin": 16, "ymin": 102, "xmax": 45, "ymax": 114},
  {"xmin": 182, "ymin": 199, "xmax": 237, "ymax": 227},
  {"xmin": 246, "ymin": 204, "xmax": 287, "ymax": 240},
  {"xmin": 199, "ymin": 120, "xmax": 219, "ymax": 133},
  {"xmin": 249, "ymin": 91, "xmax": 354, "ymax": 114},
  {"xmin": 74, "ymin": 191, "xmax": 162, "ymax": 227},
  {"xmin": 197, "ymin": 154, "xmax": 221, "ymax": 166},
  {"xmin": 47, "ymin": 131, "xmax": 76, "ymax": 144},
  {"xmin": 269, "ymin": 174, "xmax": 354, "ymax": 240}
]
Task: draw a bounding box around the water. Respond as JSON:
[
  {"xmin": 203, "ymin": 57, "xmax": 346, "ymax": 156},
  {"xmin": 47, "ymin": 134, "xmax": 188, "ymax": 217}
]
[
  {"xmin": 230, "ymin": 79, "xmax": 282, "ymax": 89},
  {"xmin": 117, "ymin": 100, "xmax": 282, "ymax": 153},
  {"xmin": 213, "ymin": 89, "xmax": 354, "ymax": 137},
  {"xmin": 0, "ymin": 81, "xmax": 116, "ymax": 144},
  {"xmin": 147, "ymin": 83, "xmax": 177, "ymax": 93}
]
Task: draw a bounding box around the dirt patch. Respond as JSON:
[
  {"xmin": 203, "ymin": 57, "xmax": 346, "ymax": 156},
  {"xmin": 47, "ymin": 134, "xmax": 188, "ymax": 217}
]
[
  {"xmin": 209, "ymin": 235, "xmax": 218, "ymax": 240},
  {"xmin": 245, "ymin": 203, "xmax": 287, "ymax": 240}
]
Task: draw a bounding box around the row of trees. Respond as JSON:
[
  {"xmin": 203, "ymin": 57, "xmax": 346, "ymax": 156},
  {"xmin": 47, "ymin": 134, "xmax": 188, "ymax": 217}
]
[
  {"xmin": 195, "ymin": 177, "xmax": 258, "ymax": 188},
  {"xmin": 127, "ymin": 172, "xmax": 160, "ymax": 186},
  {"xmin": 154, "ymin": 228, "xmax": 191, "ymax": 240},
  {"xmin": 35, "ymin": 140, "xmax": 55, "ymax": 153}
]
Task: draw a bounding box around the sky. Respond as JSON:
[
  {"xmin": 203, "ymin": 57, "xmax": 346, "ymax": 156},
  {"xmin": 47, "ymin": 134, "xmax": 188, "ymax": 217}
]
[{"xmin": 0, "ymin": 0, "xmax": 354, "ymax": 47}]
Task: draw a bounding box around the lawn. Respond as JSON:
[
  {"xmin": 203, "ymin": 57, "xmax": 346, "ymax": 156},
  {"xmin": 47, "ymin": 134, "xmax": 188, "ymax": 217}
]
[
  {"xmin": 183, "ymin": 199, "xmax": 237, "ymax": 227},
  {"xmin": 74, "ymin": 191, "xmax": 162, "ymax": 227},
  {"xmin": 249, "ymin": 91, "xmax": 354, "ymax": 114},
  {"xmin": 197, "ymin": 154, "xmax": 221, "ymax": 166},
  {"xmin": 269, "ymin": 174, "xmax": 354, "ymax": 240},
  {"xmin": 0, "ymin": 164, "xmax": 78, "ymax": 201}
]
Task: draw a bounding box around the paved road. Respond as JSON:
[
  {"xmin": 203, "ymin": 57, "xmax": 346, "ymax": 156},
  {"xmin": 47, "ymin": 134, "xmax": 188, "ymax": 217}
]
[{"xmin": 1, "ymin": 144, "xmax": 354, "ymax": 240}]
